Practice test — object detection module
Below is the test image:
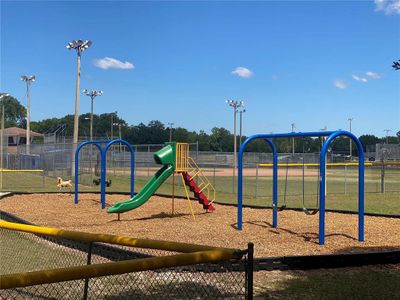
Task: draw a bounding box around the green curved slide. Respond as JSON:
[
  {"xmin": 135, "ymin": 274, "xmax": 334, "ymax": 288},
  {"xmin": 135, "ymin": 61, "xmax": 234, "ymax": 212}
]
[{"xmin": 108, "ymin": 143, "xmax": 176, "ymax": 214}]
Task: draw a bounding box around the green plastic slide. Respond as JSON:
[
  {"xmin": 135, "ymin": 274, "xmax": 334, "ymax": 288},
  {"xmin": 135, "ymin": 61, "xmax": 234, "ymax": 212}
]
[{"xmin": 107, "ymin": 143, "xmax": 176, "ymax": 214}]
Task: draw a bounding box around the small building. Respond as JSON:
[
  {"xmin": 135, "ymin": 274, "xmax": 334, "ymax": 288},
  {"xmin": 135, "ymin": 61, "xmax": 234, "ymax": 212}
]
[{"xmin": 0, "ymin": 127, "xmax": 43, "ymax": 154}]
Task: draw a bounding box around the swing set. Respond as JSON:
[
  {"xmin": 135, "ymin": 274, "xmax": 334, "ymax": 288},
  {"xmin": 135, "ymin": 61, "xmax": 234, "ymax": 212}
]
[
  {"xmin": 276, "ymin": 138, "xmax": 322, "ymax": 215},
  {"xmin": 237, "ymin": 130, "xmax": 365, "ymax": 245}
]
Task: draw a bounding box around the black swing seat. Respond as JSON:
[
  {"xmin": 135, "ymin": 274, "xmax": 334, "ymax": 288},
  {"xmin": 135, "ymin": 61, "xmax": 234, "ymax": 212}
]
[{"xmin": 302, "ymin": 207, "xmax": 319, "ymax": 215}]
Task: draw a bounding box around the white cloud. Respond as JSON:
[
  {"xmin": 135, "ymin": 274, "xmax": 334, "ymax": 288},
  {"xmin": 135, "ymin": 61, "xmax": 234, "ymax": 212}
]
[
  {"xmin": 352, "ymin": 74, "xmax": 368, "ymax": 82},
  {"xmin": 93, "ymin": 57, "xmax": 134, "ymax": 70},
  {"xmin": 374, "ymin": 0, "xmax": 400, "ymax": 14},
  {"xmin": 366, "ymin": 71, "xmax": 382, "ymax": 79},
  {"xmin": 334, "ymin": 80, "xmax": 348, "ymax": 89},
  {"xmin": 231, "ymin": 67, "xmax": 253, "ymax": 78}
]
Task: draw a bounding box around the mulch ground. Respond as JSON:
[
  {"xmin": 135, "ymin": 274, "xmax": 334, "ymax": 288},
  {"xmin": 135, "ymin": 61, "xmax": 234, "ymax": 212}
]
[{"xmin": 1, "ymin": 193, "xmax": 399, "ymax": 257}]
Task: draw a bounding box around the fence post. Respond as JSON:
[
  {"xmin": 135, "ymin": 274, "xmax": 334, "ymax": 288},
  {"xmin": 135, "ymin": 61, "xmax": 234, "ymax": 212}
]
[
  {"xmin": 213, "ymin": 166, "xmax": 216, "ymax": 189},
  {"xmin": 83, "ymin": 242, "xmax": 93, "ymax": 300},
  {"xmin": 344, "ymin": 165, "xmax": 347, "ymax": 195},
  {"xmin": 380, "ymin": 160, "xmax": 385, "ymax": 193},
  {"xmin": 255, "ymin": 164, "xmax": 259, "ymax": 199},
  {"xmin": 246, "ymin": 242, "xmax": 254, "ymax": 300}
]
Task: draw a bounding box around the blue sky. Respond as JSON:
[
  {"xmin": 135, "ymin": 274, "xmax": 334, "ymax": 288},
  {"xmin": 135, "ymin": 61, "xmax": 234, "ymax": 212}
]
[{"xmin": 1, "ymin": 1, "xmax": 399, "ymax": 137}]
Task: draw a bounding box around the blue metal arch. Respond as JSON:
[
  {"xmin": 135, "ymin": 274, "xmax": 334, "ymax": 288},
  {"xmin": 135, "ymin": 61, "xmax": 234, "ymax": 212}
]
[
  {"xmin": 238, "ymin": 137, "xmax": 278, "ymax": 229},
  {"xmin": 101, "ymin": 139, "xmax": 135, "ymax": 208},
  {"xmin": 237, "ymin": 130, "xmax": 364, "ymax": 245},
  {"xmin": 74, "ymin": 141, "xmax": 103, "ymax": 205},
  {"xmin": 318, "ymin": 130, "xmax": 364, "ymax": 245},
  {"xmin": 74, "ymin": 139, "xmax": 135, "ymax": 209}
]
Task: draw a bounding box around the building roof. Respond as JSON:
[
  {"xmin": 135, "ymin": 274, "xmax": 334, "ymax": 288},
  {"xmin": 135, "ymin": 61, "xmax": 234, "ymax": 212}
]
[{"xmin": 0, "ymin": 127, "xmax": 43, "ymax": 137}]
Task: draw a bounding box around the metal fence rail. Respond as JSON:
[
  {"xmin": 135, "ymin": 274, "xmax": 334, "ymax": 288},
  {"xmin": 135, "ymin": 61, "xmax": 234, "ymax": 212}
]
[{"xmin": 0, "ymin": 220, "xmax": 252, "ymax": 299}]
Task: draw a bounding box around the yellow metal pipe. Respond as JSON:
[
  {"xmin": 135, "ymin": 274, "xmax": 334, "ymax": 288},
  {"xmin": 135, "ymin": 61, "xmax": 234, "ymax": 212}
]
[
  {"xmin": 0, "ymin": 249, "xmax": 236, "ymax": 289},
  {"xmin": 258, "ymin": 162, "xmax": 373, "ymax": 167},
  {"xmin": 0, "ymin": 221, "xmax": 233, "ymax": 253},
  {"xmin": 0, "ymin": 169, "xmax": 44, "ymax": 172}
]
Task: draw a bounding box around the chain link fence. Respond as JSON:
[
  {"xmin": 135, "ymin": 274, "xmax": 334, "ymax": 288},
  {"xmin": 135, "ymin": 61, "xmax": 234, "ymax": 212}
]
[
  {"xmin": 0, "ymin": 140, "xmax": 399, "ymax": 203},
  {"xmin": 0, "ymin": 215, "xmax": 252, "ymax": 299}
]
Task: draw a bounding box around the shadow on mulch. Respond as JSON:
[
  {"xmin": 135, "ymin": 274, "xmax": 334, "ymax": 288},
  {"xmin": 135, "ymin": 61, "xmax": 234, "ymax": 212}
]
[
  {"xmin": 111, "ymin": 211, "xmax": 209, "ymax": 222},
  {"xmin": 230, "ymin": 221, "xmax": 358, "ymax": 244}
]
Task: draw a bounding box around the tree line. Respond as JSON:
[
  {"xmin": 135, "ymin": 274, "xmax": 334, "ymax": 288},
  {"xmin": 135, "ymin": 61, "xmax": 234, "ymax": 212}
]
[{"xmin": 1, "ymin": 94, "xmax": 399, "ymax": 153}]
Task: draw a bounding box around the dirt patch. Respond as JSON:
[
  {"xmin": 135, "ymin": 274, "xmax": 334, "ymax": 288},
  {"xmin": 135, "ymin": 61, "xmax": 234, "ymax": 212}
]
[{"xmin": 1, "ymin": 193, "xmax": 399, "ymax": 257}]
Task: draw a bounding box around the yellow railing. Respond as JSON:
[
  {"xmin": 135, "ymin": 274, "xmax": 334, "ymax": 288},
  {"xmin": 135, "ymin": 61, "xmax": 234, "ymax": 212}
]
[
  {"xmin": 175, "ymin": 143, "xmax": 189, "ymax": 173},
  {"xmin": 0, "ymin": 169, "xmax": 44, "ymax": 172},
  {"xmin": 259, "ymin": 162, "xmax": 400, "ymax": 167},
  {"xmin": 0, "ymin": 221, "xmax": 239, "ymax": 289},
  {"xmin": 187, "ymin": 157, "xmax": 216, "ymax": 204},
  {"xmin": 259, "ymin": 162, "xmax": 374, "ymax": 167}
]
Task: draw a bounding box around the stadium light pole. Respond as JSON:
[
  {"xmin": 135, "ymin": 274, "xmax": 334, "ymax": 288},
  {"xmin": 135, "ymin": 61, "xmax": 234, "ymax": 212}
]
[
  {"xmin": 226, "ymin": 99, "xmax": 244, "ymax": 194},
  {"xmin": 348, "ymin": 117, "xmax": 354, "ymax": 158},
  {"xmin": 83, "ymin": 89, "xmax": 103, "ymax": 141},
  {"xmin": 20, "ymin": 75, "xmax": 35, "ymax": 155},
  {"xmin": 67, "ymin": 39, "xmax": 92, "ymax": 176},
  {"xmin": 384, "ymin": 129, "xmax": 391, "ymax": 144},
  {"xmin": 291, "ymin": 123, "xmax": 295, "ymax": 155},
  {"xmin": 238, "ymin": 109, "xmax": 246, "ymax": 146},
  {"xmin": 167, "ymin": 122, "xmax": 174, "ymax": 142},
  {"xmin": 110, "ymin": 111, "xmax": 117, "ymax": 139},
  {"xmin": 0, "ymin": 93, "xmax": 8, "ymax": 190}
]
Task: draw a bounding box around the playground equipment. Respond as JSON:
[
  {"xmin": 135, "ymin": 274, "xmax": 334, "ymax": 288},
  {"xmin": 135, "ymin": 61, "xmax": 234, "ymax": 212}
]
[
  {"xmin": 74, "ymin": 139, "xmax": 135, "ymax": 209},
  {"xmin": 108, "ymin": 142, "xmax": 215, "ymax": 217},
  {"xmin": 237, "ymin": 130, "xmax": 365, "ymax": 245}
]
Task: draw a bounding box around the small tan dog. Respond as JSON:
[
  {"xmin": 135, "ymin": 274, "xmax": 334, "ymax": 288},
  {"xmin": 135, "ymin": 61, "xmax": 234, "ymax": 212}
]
[{"xmin": 57, "ymin": 177, "xmax": 72, "ymax": 191}]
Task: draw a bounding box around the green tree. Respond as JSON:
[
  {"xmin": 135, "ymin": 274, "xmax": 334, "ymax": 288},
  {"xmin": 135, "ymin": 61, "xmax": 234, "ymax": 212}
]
[
  {"xmin": 358, "ymin": 134, "xmax": 380, "ymax": 151},
  {"xmin": 209, "ymin": 127, "xmax": 233, "ymax": 152},
  {"xmin": 0, "ymin": 95, "xmax": 26, "ymax": 128}
]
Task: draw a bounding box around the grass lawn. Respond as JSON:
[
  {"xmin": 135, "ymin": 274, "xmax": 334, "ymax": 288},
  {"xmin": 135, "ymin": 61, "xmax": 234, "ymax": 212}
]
[
  {"xmin": 0, "ymin": 166, "xmax": 399, "ymax": 215},
  {"xmin": 254, "ymin": 265, "xmax": 400, "ymax": 299},
  {"xmin": 0, "ymin": 228, "xmax": 87, "ymax": 275}
]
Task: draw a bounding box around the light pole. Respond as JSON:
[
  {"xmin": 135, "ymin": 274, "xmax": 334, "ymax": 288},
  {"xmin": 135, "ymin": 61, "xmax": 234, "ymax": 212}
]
[
  {"xmin": 167, "ymin": 122, "xmax": 174, "ymax": 142},
  {"xmin": 83, "ymin": 89, "xmax": 103, "ymax": 140},
  {"xmin": 226, "ymin": 99, "xmax": 244, "ymax": 194},
  {"xmin": 110, "ymin": 111, "xmax": 117, "ymax": 139},
  {"xmin": 384, "ymin": 129, "xmax": 391, "ymax": 144},
  {"xmin": 67, "ymin": 39, "xmax": 92, "ymax": 176},
  {"xmin": 20, "ymin": 75, "xmax": 35, "ymax": 155},
  {"xmin": 348, "ymin": 118, "xmax": 354, "ymax": 158},
  {"xmin": 0, "ymin": 93, "xmax": 9, "ymax": 188},
  {"xmin": 113, "ymin": 123, "xmax": 122, "ymax": 140},
  {"xmin": 291, "ymin": 123, "xmax": 295, "ymax": 155},
  {"xmin": 238, "ymin": 109, "xmax": 246, "ymax": 146}
]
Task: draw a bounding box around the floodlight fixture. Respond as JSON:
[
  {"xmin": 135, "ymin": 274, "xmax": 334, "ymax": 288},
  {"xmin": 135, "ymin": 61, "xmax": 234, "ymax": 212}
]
[
  {"xmin": 83, "ymin": 89, "xmax": 103, "ymax": 141},
  {"xmin": 66, "ymin": 40, "xmax": 92, "ymax": 53}
]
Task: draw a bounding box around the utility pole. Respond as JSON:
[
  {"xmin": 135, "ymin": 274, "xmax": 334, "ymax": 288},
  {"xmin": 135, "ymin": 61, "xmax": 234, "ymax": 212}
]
[
  {"xmin": 238, "ymin": 109, "xmax": 246, "ymax": 146},
  {"xmin": 348, "ymin": 118, "xmax": 354, "ymax": 158},
  {"xmin": 384, "ymin": 129, "xmax": 391, "ymax": 144},
  {"xmin": 20, "ymin": 75, "xmax": 35, "ymax": 155}
]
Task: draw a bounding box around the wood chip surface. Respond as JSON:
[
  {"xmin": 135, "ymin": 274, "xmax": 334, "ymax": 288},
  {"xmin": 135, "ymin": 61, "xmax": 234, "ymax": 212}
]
[{"xmin": 1, "ymin": 193, "xmax": 399, "ymax": 257}]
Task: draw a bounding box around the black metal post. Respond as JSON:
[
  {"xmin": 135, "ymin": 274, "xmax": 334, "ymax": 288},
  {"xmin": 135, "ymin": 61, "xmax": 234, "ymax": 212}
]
[
  {"xmin": 246, "ymin": 242, "xmax": 254, "ymax": 300},
  {"xmin": 83, "ymin": 242, "xmax": 93, "ymax": 300}
]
